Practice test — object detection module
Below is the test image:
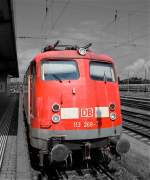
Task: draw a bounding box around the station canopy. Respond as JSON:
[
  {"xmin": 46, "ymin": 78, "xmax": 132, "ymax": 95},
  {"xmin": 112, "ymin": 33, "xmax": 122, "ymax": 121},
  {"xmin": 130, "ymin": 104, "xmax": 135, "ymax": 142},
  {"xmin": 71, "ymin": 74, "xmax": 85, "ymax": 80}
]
[{"xmin": 0, "ymin": 0, "xmax": 18, "ymax": 77}]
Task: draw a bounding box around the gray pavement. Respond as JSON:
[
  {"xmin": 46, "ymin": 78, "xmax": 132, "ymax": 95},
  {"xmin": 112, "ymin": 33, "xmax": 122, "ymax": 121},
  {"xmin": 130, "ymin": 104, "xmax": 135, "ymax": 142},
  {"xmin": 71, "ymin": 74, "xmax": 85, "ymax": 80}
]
[
  {"xmin": 0, "ymin": 136, "xmax": 17, "ymax": 180},
  {"xmin": 0, "ymin": 97, "xmax": 17, "ymax": 180},
  {"xmin": 16, "ymin": 94, "xmax": 32, "ymax": 180},
  {"xmin": 0, "ymin": 94, "xmax": 32, "ymax": 180},
  {"xmin": 121, "ymin": 133, "xmax": 150, "ymax": 179}
]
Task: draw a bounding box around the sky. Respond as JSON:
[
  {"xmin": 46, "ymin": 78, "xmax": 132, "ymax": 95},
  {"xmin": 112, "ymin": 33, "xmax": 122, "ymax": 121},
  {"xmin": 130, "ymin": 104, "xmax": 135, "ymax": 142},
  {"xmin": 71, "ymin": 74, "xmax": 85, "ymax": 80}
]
[{"xmin": 14, "ymin": 0, "xmax": 150, "ymax": 80}]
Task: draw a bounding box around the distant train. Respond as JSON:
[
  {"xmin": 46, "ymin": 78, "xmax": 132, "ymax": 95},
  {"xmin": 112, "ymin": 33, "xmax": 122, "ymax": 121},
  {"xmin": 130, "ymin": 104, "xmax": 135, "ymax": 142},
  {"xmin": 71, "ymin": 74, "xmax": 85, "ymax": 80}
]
[{"xmin": 23, "ymin": 41, "xmax": 129, "ymax": 167}]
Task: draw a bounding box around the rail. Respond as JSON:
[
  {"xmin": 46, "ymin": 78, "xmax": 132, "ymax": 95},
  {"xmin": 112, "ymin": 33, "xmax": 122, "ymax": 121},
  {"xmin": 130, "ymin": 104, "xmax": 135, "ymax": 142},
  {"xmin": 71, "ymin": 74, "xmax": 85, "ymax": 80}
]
[
  {"xmin": 119, "ymin": 84, "xmax": 150, "ymax": 92},
  {"xmin": 122, "ymin": 110, "xmax": 150, "ymax": 139},
  {"xmin": 121, "ymin": 97, "xmax": 150, "ymax": 110},
  {"xmin": 121, "ymin": 96, "xmax": 150, "ymax": 102}
]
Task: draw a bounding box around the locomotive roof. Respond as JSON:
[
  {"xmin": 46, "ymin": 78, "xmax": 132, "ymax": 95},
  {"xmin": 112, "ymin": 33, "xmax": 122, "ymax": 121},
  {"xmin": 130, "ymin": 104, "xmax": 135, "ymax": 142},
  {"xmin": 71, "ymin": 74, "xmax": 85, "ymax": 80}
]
[{"xmin": 33, "ymin": 50, "xmax": 113, "ymax": 63}]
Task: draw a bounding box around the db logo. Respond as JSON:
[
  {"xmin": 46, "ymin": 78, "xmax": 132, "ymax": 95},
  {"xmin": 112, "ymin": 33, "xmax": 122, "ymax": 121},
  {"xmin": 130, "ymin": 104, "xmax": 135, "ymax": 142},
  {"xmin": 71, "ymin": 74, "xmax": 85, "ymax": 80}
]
[{"xmin": 80, "ymin": 108, "xmax": 94, "ymax": 117}]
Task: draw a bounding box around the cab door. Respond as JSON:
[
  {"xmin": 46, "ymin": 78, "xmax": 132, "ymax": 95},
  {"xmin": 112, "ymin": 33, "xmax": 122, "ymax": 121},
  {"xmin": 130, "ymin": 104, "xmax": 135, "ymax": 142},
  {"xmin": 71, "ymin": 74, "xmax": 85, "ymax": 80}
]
[{"xmin": 28, "ymin": 61, "xmax": 36, "ymax": 124}]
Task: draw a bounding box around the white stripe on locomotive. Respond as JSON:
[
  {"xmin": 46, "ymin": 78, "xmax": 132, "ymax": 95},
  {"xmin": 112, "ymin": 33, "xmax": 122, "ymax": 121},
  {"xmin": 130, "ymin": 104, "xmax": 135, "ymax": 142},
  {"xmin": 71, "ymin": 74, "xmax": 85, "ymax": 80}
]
[{"xmin": 60, "ymin": 107, "xmax": 109, "ymax": 119}]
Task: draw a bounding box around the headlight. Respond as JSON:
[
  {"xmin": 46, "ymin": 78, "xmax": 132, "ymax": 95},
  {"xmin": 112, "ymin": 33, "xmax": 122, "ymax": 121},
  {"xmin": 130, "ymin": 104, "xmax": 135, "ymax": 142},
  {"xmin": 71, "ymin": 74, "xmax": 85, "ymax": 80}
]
[
  {"xmin": 52, "ymin": 114, "xmax": 60, "ymax": 123},
  {"xmin": 110, "ymin": 112, "xmax": 116, "ymax": 120},
  {"xmin": 109, "ymin": 103, "xmax": 115, "ymax": 111},
  {"xmin": 78, "ymin": 48, "xmax": 86, "ymax": 55},
  {"xmin": 52, "ymin": 103, "xmax": 60, "ymax": 112}
]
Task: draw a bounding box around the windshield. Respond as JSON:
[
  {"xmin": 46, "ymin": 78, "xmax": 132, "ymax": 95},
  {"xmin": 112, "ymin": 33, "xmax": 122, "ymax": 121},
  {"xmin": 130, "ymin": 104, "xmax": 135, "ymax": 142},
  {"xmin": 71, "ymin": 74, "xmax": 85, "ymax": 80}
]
[
  {"xmin": 90, "ymin": 61, "xmax": 116, "ymax": 82},
  {"xmin": 41, "ymin": 60, "xmax": 79, "ymax": 81}
]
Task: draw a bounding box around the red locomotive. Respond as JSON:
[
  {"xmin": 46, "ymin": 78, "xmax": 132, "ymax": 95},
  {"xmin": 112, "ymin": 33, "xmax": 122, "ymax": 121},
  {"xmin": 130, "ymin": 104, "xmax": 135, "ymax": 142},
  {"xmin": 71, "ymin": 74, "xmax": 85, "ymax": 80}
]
[{"xmin": 23, "ymin": 41, "xmax": 129, "ymax": 167}]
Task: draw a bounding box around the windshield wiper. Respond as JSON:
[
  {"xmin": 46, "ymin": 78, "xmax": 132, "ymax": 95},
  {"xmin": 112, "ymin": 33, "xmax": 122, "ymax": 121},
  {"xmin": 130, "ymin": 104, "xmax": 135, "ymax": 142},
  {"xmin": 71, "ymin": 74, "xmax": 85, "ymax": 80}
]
[
  {"xmin": 103, "ymin": 72, "xmax": 107, "ymax": 83},
  {"xmin": 52, "ymin": 74, "xmax": 63, "ymax": 83}
]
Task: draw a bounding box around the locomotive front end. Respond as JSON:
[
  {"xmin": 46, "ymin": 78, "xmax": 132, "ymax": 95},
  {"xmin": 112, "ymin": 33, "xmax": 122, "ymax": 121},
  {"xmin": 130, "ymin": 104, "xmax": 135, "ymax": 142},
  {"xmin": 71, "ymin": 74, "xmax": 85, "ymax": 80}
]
[{"xmin": 23, "ymin": 46, "xmax": 129, "ymax": 167}]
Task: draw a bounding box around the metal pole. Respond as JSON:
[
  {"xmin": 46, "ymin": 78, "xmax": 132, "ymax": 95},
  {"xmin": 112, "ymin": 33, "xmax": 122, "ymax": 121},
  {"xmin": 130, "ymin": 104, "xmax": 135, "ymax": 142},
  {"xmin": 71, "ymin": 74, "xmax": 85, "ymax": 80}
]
[
  {"xmin": 128, "ymin": 71, "xmax": 130, "ymax": 93},
  {"xmin": 144, "ymin": 67, "xmax": 147, "ymax": 92}
]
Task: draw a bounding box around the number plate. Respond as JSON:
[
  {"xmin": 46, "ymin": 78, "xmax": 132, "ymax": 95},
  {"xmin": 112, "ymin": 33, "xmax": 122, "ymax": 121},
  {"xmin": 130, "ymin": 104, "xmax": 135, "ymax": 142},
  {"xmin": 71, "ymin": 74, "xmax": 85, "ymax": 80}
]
[{"xmin": 73, "ymin": 121, "xmax": 97, "ymax": 128}]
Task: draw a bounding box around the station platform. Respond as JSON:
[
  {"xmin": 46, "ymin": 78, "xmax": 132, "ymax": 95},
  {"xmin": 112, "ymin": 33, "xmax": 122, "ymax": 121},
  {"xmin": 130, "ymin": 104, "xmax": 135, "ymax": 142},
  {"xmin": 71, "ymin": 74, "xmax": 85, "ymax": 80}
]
[{"xmin": 0, "ymin": 94, "xmax": 32, "ymax": 180}]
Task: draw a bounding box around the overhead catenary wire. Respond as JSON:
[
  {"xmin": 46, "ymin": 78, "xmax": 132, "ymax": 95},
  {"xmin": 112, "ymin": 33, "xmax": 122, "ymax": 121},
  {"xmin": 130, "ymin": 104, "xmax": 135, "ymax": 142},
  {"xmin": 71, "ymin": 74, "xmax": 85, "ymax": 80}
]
[
  {"xmin": 40, "ymin": 0, "xmax": 71, "ymax": 48},
  {"xmin": 37, "ymin": 0, "xmax": 72, "ymax": 49},
  {"xmin": 16, "ymin": 36, "xmax": 47, "ymax": 39},
  {"xmin": 16, "ymin": 0, "xmax": 50, "ymax": 41},
  {"xmin": 101, "ymin": 31, "xmax": 150, "ymax": 53},
  {"xmin": 17, "ymin": 29, "xmax": 150, "ymax": 50},
  {"xmin": 40, "ymin": 0, "xmax": 52, "ymax": 49},
  {"xmin": 40, "ymin": 0, "xmax": 49, "ymax": 37},
  {"xmin": 66, "ymin": 1, "xmax": 149, "ymax": 14},
  {"xmin": 50, "ymin": 0, "xmax": 54, "ymax": 30},
  {"xmin": 114, "ymin": 9, "xmax": 119, "ymax": 46},
  {"xmin": 44, "ymin": 0, "xmax": 55, "ymax": 33},
  {"xmin": 51, "ymin": 0, "xmax": 71, "ymax": 30},
  {"xmin": 99, "ymin": 9, "xmax": 150, "ymax": 53},
  {"xmin": 100, "ymin": 8, "xmax": 149, "ymax": 33},
  {"xmin": 16, "ymin": 0, "xmax": 150, "ymax": 53}
]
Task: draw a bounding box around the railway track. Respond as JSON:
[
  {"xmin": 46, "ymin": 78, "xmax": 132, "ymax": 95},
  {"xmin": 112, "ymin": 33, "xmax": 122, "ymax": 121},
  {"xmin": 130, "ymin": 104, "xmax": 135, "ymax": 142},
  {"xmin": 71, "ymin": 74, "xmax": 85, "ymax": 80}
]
[
  {"xmin": 122, "ymin": 109, "xmax": 150, "ymax": 141},
  {"xmin": 36, "ymin": 156, "xmax": 138, "ymax": 180},
  {"xmin": 30, "ymin": 148, "xmax": 128, "ymax": 180},
  {"xmin": 121, "ymin": 96, "xmax": 150, "ymax": 102},
  {"xmin": 57, "ymin": 165, "xmax": 116, "ymax": 180},
  {"xmin": 40, "ymin": 162, "xmax": 123, "ymax": 180},
  {"xmin": 34, "ymin": 157, "xmax": 117, "ymax": 180},
  {"xmin": 121, "ymin": 96, "xmax": 150, "ymax": 110},
  {"xmin": 0, "ymin": 97, "xmax": 17, "ymax": 168},
  {"xmin": 121, "ymin": 95, "xmax": 150, "ymax": 142},
  {"xmin": 122, "ymin": 110, "xmax": 150, "ymax": 128},
  {"xmin": 123, "ymin": 120, "xmax": 150, "ymax": 139}
]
